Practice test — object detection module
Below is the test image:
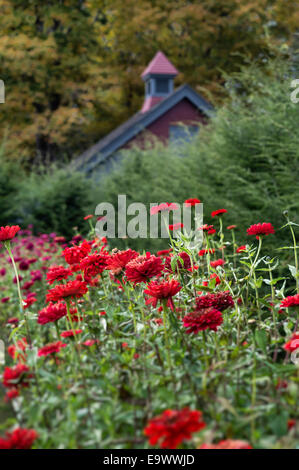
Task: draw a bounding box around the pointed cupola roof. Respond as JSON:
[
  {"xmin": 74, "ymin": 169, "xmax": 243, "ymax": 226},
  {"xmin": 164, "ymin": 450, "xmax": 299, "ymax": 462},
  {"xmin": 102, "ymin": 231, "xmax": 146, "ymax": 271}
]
[{"xmin": 141, "ymin": 51, "xmax": 179, "ymax": 78}]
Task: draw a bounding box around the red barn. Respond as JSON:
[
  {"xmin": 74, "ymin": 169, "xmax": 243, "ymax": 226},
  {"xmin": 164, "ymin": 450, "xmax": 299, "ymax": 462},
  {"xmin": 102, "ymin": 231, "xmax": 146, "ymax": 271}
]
[{"xmin": 75, "ymin": 52, "xmax": 213, "ymax": 175}]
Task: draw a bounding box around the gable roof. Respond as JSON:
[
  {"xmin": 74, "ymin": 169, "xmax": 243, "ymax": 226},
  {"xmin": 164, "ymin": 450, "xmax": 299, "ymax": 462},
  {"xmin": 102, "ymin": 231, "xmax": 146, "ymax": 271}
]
[
  {"xmin": 141, "ymin": 51, "xmax": 179, "ymax": 78},
  {"xmin": 73, "ymin": 84, "xmax": 214, "ymax": 173}
]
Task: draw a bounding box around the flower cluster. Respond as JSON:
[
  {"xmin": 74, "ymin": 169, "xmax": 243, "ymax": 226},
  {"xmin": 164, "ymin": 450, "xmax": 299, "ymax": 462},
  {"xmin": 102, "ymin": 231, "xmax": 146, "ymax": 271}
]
[{"xmin": 144, "ymin": 408, "xmax": 205, "ymax": 449}]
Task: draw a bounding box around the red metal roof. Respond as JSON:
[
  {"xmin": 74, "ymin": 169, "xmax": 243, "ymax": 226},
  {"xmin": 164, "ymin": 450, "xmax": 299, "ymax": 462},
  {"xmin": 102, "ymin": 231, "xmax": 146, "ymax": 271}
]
[{"xmin": 141, "ymin": 51, "xmax": 179, "ymax": 78}]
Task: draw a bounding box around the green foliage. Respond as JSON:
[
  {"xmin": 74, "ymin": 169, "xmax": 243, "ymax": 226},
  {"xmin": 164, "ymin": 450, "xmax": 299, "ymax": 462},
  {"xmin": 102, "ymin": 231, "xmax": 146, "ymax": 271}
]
[
  {"xmin": 13, "ymin": 166, "xmax": 97, "ymax": 239},
  {"xmin": 0, "ymin": 141, "xmax": 24, "ymax": 226}
]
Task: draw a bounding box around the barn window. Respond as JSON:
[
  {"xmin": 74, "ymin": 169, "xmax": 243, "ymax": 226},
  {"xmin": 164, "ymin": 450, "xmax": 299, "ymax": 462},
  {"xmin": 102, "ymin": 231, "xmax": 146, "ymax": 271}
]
[{"xmin": 169, "ymin": 125, "xmax": 199, "ymax": 144}]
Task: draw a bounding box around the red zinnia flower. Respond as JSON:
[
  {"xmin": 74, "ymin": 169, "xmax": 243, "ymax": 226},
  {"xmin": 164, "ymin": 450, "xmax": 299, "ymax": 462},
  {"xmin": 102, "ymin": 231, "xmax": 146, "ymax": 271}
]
[
  {"xmin": 283, "ymin": 333, "xmax": 299, "ymax": 352},
  {"xmin": 164, "ymin": 252, "xmax": 191, "ymax": 273},
  {"xmin": 83, "ymin": 214, "xmax": 93, "ymax": 220},
  {"xmin": 280, "ymin": 294, "xmax": 299, "ymax": 309},
  {"xmin": 23, "ymin": 294, "xmax": 37, "ymax": 309},
  {"xmin": 198, "ymin": 249, "xmax": 215, "ymax": 256},
  {"xmin": 168, "ymin": 223, "xmax": 184, "ymax": 231},
  {"xmin": 144, "ymin": 408, "xmax": 205, "ymax": 449},
  {"xmin": 199, "ymin": 224, "xmax": 214, "ymax": 232},
  {"xmin": 0, "ymin": 225, "xmax": 20, "ymax": 242},
  {"xmin": 106, "ymin": 249, "xmax": 139, "ymax": 275},
  {"xmin": 184, "ymin": 198, "xmax": 201, "ymax": 206},
  {"xmin": 150, "ymin": 203, "xmax": 179, "ymax": 215},
  {"xmin": 211, "ymin": 209, "xmax": 227, "ymax": 217},
  {"xmin": 37, "ymin": 302, "xmax": 67, "ymax": 325},
  {"xmin": 195, "ymin": 291, "xmax": 234, "ymax": 311},
  {"xmin": 3, "ymin": 364, "xmax": 32, "ymax": 389},
  {"xmin": 200, "ymin": 439, "xmax": 252, "ymax": 449},
  {"xmin": 0, "ymin": 428, "xmax": 38, "ymax": 449},
  {"xmin": 125, "ymin": 253, "xmax": 163, "ymax": 284},
  {"xmin": 80, "ymin": 252, "xmax": 109, "ymax": 278},
  {"xmin": 82, "ymin": 339, "xmax": 99, "ymax": 347},
  {"xmin": 5, "ymin": 388, "xmax": 19, "ymax": 401},
  {"xmin": 61, "ymin": 329, "xmax": 83, "ymax": 338},
  {"xmin": 46, "ymin": 265, "xmax": 73, "ymax": 284},
  {"xmin": 46, "ymin": 280, "xmax": 88, "ymax": 302},
  {"xmin": 236, "ymin": 245, "xmax": 246, "ymax": 253},
  {"xmin": 144, "ymin": 279, "xmax": 182, "ymax": 311},
  {"xmin": 7, "ymin": 338, "xmax": 27, "ymax": 362},
  {"xmin": 62, "ymin": 240, "xmax": 91, "ymax": 266},
  {"xmin": 7, "ymin": 317, "xmax": 19, "ymax": 325},
  {"xmin": 247, "ymin": 222, "xmax": 275, "ymax": 239},
  {"xmin": 288, "ymin": 419, "xmax": 296, "ymax": 430},
  {"xmin": 227, "ymin": 225, "xmax": 237, "ymax": 230},
  {"xmin": 203, "ymin": 273, "xmax": 221, "ymax": 286},
  {"xmin": 210, "ymin": 259, "xmax": 225, "ymax": 268},
  {"xmin": 38, "ymin": 341, "xmax": 67, "ymax": 357},
  {"xmin": 183, "ymin": 308, "xmax": 223, "ymax": 334},
  {"xmin": 157, "ymin": 249, "xmax": 172, "ymax": 257}
]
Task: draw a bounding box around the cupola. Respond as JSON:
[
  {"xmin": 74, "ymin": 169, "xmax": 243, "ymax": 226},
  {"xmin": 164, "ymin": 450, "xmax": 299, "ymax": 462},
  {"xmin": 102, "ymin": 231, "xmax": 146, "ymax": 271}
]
[{"xmin": 141, "ymin": 51, "xmax": 179, "ymax": 113}]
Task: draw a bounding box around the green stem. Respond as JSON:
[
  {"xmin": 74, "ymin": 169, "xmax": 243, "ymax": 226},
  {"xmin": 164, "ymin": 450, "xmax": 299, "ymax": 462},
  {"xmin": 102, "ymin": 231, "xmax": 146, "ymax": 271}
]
[
  {"xmin": 5, "ymin": 241, "xmax": 32, "ymax": 346},
  {"xmin": 251, "ymin": 337, "xmax": 257, "ymax": 443},
  {"xmin": 162, "ymin": 301, "xmax": 172, "ymax": 370},
  {"xmin": 288, "ymin": 220, "xmax": 299, "ymax": 294}
]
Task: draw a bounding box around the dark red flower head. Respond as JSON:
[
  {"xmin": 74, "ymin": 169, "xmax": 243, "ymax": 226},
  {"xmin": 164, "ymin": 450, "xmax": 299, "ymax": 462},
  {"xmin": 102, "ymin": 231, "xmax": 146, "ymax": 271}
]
[
  {"xmin": 195, "ymin": 291, "xmax": 234, "ymax": 311},
  {"xmin": 284, "ymin": 333, "xmax": 299, "ymax": 352},
  {"xmin": 7, "ymin": 338, "xmax": 27, "ymax": 362},
  {"xmin": 144, "ymin": 279, "xmax": 182, "ymax": 311},
  {"xmin": 3, "ymin": 364, "xmax": 32, "ymax": 389},
  {"xmin": 247, "ymin": 223, "xmax": 275, "ymax": 239},
  {"xmin": 46, "ymin": 280, "xmax": 88, "ymax": 302},
  {"xmin": 198, "ymin": 248, "xmax": 215, "ymax": 256},
  {"xmin": 211, "ymin": 209, "xmax": 227, "ymax": 217},
  {"xmin": 280, "ymin": 294, "xmax": 299, "ymax": 309},
  {"xmin": 164, "ymin": 252, "xmax": 191, "ymax": 273},
  {"xmin": 144, "ymin": 408, "xmax": 205, "ymax": 449},
  {"xmin": 210, "ymin": 258, "xmax": 225, "ymax": 268},
  {"xmin": 62, "ymin": 240, "xmax": 91, "ymax": 266},
  {"xmin": 184, "ymin": 198, "xmax": 201, "ymax": 206},
  {"xmin": 157, "ymin": 249, "xmax": 172, "ymax": 257},
  {"xmin": 38, "ymin": 302, "xmax": 67, "ymax": 325},
  {"xmin": 38, "ymin": 341, "xmax": 67, "ymax": 357},
  {"xmin": 0, "ymin": 225, "xmax": 20, "ymax": 242},
  {"xmin": 0, "ymin": 428, "xmax": 38, "ymax": 449},
  {"xmin": 106, "ymin": 249, "xmax": 139, "ymax": 275},
  {"xmin": 125, "ymin": 253, "xmax": 163, "ymax": 284},
  {"xmin": 46, "ymin": 265, "xmax": 73, "ymax": 284},
  {"xmin": 183, "ymin": 308, "xmax": 223, "ymax": 334},
  {"xmin": 61, "ymin": 329, "xmax": 83, "ymax": 338},
  {"xmin": 80, "ymin": 252, "xmax": 109, "ymax": 278}
]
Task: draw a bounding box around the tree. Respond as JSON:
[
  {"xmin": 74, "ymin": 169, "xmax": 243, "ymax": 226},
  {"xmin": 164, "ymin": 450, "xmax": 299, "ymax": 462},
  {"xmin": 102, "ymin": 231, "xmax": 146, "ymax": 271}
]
[{"xmin": 0, "ymin": 0, "xmax": 104, "ymax": 163}]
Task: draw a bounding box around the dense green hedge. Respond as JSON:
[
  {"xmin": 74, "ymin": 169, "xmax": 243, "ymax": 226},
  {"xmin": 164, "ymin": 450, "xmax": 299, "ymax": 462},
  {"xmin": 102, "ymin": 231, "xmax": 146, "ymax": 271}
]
[{"xmin": 0, "ymin": 156, "xmax": 98, "ymax": 239}]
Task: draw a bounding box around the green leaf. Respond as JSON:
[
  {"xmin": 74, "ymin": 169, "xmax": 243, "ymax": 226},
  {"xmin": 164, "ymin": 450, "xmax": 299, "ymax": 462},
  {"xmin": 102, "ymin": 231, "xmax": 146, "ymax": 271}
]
[
  {"xmin": 288, "ymin": 264, "xmax": 298, "ymax": 279},
  {"xmin": 255, "ymin": 330, "xmax": 268, "ymax": 354}
]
